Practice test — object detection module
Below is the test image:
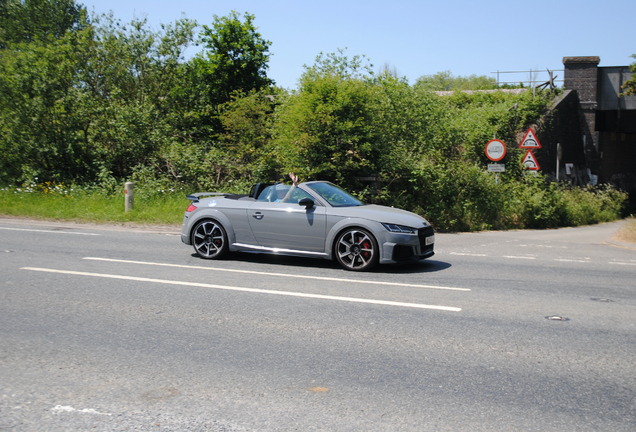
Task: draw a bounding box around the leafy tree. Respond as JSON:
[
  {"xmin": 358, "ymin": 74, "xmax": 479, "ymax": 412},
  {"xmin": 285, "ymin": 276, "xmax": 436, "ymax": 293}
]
[
  {"xmin": 0, "ymin": 0, "xmax": 86, "ymax": 48},
  {"xmin": 621, "ymin": 53, "xmax": 636, "ymax": 96},
  {"xmin": 0, "ymin": 22, "xmax": 93, "ymax": 183},
  {"xmin": 271, "ymin": 51, "xmax": 381, "ymax": 185},
  {"xmin": 0, "ymin": 7, "xmax": 198, "ymax": 184},
  {"xmin": 83, "ymin": 14, "xmax": 197, "ymax": 178},
  {"xmin": 303, "ymin": 48, "xmax": 373, "ymax": 80},
  {"xmin": 192, "ymin": 11, "xmax": 272, "ymax": 107},
  {"xmin": 217, "ymin": 89, "xmax": 279, "ymax": 176}
]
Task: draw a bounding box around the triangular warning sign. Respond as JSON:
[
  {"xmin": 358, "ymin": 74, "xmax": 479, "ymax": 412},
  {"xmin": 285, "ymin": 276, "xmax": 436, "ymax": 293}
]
[
  {"xmin": 519, "ymin": 129, "xmax": 542, "ymax": 149},
  {"xmin": 522, "ymin": 150, "xmax": 540, "ymax": 170}
]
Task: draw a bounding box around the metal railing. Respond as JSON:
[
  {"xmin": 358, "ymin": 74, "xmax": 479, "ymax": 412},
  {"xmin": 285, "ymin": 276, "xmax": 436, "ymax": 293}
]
[{"xmin": 491, "ymin": 69, "xmax": 564, "ymax": 88}]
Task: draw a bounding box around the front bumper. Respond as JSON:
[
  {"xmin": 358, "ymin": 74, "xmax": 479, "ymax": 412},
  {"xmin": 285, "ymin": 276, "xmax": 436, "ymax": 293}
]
[{"xmin": 378, "ymin": 225, "xmax": 435, "ymax": 264}]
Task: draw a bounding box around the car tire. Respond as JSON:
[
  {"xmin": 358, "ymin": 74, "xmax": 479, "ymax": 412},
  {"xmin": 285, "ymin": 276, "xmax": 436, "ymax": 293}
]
[
  {"xmin": 191, "ymin": 219, "xmax": 229, "ymax": 260},
  {"xmin": 334, "ymin": 228, "xmax": 378, "ymax": 271}
]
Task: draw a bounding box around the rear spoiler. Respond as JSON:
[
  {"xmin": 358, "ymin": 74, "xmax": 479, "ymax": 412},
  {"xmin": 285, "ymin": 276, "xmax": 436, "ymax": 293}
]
[{"xmin": 186, "ymin": 192, "xmax": 228, "ymax": 202}]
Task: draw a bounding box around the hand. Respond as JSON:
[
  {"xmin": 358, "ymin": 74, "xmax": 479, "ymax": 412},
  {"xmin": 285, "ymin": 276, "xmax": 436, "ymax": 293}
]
[{"xmin": 289, "ymin": 172, "xmax": 299, "ymax": 186}]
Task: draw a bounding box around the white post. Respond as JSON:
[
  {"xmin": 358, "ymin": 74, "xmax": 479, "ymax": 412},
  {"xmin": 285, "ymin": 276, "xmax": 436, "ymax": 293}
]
[
  {"xmin": 556, "ymin": 143, "xmax": 561, "ymax": 188},
  {"xmin": 125, "ymin": 182, "xmax": 134, "ymax": 212}
]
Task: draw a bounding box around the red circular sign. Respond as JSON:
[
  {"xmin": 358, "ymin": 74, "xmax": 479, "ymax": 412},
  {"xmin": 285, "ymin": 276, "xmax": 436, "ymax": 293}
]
[{"xmin": 485, "ymin": 139, "xmax": 506, "ymax": 161}]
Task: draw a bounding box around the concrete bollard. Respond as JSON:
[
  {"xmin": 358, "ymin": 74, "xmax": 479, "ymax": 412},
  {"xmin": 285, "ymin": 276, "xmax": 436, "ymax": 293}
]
[{"xmin": 125, "ymin": 182, "xmax": 134, "ymax": 212}]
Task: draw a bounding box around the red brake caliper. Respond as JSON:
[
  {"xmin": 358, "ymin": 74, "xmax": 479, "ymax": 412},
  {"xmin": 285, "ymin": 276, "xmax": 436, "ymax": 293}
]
[{"xmin": 362, "ymin": 241, "xmax": 371, "ymax": 259}]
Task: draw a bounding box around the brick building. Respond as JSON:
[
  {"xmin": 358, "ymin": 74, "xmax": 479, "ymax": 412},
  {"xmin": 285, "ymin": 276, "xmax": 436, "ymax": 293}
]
[{"xmin": 562, "ymin": 56, "xmax": 636, "ymax": 193}]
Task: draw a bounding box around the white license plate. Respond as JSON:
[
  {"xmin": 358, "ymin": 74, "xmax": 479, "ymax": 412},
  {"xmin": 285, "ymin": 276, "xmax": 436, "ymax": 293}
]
[{"xmin": 425, "ymin": 235, "xmax": 435, "ymax": 246}]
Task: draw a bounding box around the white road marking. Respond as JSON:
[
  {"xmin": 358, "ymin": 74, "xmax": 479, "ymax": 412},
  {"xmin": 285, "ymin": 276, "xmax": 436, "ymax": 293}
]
[
  {"xmin": 609, "ymin": 261, "xmax": 636, "ymax": 266},
  {"xmin": 555, "ymin": 259, "xmax": 591, "ymax": 263},
  {"xmin": 503, "ymin": 256, "xmax": 536, "ymax": 260},
  {"xmin": 449, "ymin": 252, "xmax": 487, "ymax": 257},
  {"xmin": 51, "ymin": 405, "xmax": 112, "ymax": 416},
  {"xmin": 21, "ymin": 267, "xmax": 462, "ymax": 312},
  {"xmin": 82, "ymin": 257, "xmax": 471, "ymax": 292},
  {"xmin": 0, "ymin": 227, "xmax": 100, "ymax": 236}
]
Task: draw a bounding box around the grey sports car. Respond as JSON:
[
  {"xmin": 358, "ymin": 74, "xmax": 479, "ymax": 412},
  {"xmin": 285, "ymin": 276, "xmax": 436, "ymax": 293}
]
[{"xmin": 181, "ymin": 181, "xmax": 435, "ymax": 271}]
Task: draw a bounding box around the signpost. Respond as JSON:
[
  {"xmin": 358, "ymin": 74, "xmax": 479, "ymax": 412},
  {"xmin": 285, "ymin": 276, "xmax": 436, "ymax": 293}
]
[
  {"xmin": 519, "ymin": 129, "xmax": 542, "ymax": 149},
  {"xmin": 519, "ymin": 128, "xmax": 541, "ymax": 171},
  {"xmin": 556, "ymin": 143, "xmax": 561, "ymax": 186},
  {"xmin": 522, "ymin": 150, "xmax": 540, "ymax": 170},
  {"xmin": 485, "ymin": 139, "xmax": 506, "ymax": 161},
  {"xmin": 485, "ymin": 139, "xmax": 506, "ymax": 184}
]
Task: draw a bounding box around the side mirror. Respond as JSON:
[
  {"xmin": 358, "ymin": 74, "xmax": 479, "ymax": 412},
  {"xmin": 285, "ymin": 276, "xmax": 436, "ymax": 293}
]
[{"xmin": 298, "ymin": 197, "xmax": 314, "ymax": 209}]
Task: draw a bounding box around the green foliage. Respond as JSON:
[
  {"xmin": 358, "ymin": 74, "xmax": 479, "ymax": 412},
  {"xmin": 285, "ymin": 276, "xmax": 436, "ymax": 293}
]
[
  {"xmin": 0, "ymin": 21, "xmax": 94, "ymax": 183},
  {"xmin": 505, "ymin": 176, "xmax": 627, "ymax": 229},
  {"xmin": 621, "ymin": 53, "xmax": 636, "ymax": 96},
  {"xmin": 303, "ymin": 48, "xmax": 374, "ymax": 80},
  {"xmin": 270, "ymin": 51, "xmax": 401, "ymax": 186},
  {"xmin": 218, "ymin": 89, "xmax": 278, "ymax": 173},
  {"xmin": 0, "ymin": 3, "xmax": 626, "ymax": 232},
  {"xmin": 192, "ymin": 11, "xmax": 272, "ymax": 107},
  {"xmin": 415, "ymin": 70, "xmax": 498, "ymax": 91},
  {"xmin": 0, "ymin": 0, "xmax": 87, "ymax": 48}
]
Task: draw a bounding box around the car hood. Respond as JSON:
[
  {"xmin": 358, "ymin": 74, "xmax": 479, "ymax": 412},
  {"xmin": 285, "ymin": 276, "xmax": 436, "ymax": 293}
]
[{"xmin": 328, "ymin": 204, "xmax": 429, "ymax": 228}]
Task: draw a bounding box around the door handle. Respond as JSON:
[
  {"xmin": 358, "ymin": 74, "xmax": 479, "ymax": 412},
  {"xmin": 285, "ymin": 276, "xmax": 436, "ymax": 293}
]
[{"xmin": 252, "ymin": 212, "xmax": 264, "ymax": 220}]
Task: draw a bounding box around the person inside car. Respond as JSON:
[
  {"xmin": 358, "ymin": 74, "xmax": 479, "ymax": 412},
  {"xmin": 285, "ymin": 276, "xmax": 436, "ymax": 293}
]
[{"xmin": 273, "ymin": 172, "xmax": 299, "ymax": 203}]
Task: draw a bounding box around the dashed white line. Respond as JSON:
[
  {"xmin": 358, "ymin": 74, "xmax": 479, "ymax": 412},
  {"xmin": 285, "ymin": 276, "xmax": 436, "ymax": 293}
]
[
  {"xmin": 449, "ymin": 252, "xmax": 487, "ymax": 257},
  {"xmin": 0, "ymin": 227, "xmax": 100, "ymax": 236},
  {"xmin": 503, "ymin": 256, "xmax": 536, "ymax": 260},
  {"xmin": 21, "ymin": 267, "xmax": 462, "ymax": 312},
  {"xmin": 555, "ymin": 259, "xmax": 591, "ymax": 263},
  {"xmin": 609, "ymin": 261, "xmax": 636, "ymax": 266},
  {"xmin": 82, "ymin": 257, "xmax": 471, "ymax": 292}
]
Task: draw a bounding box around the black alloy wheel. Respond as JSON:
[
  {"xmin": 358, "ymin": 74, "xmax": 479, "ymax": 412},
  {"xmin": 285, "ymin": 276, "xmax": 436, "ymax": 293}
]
[
  {"xmin": 192, "ymin": 220, "xmax": 228, "ymax": 259},
  {"xmin": 335, "ymin": 228, "xmax": 378, "ymax": 271}
]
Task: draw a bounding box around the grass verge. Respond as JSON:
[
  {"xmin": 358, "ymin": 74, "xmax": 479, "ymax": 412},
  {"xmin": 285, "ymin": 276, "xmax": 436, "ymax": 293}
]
[
  {"xmin": 0, "ymin": 189, "xmax": 188, "ymax": 225},
  {"xmin": 613, "ymin": 217, "xmax": 636, "ymax": 244}
]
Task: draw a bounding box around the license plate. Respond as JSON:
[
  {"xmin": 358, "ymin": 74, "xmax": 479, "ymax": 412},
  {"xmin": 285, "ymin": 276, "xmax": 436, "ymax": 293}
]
[{"xmin": 425, "ymin": 235, "xmax": 435, "ymax": 245}]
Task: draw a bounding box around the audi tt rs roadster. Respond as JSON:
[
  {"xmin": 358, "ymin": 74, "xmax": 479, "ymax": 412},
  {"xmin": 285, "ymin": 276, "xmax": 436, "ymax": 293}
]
[{"xmin": 181, "ymin": 181, "xmax": 435, "ymax": 271}]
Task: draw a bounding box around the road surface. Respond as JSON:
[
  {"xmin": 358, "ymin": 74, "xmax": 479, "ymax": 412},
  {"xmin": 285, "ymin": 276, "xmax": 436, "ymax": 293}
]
[{"xmin": 1, "ymin": 217, "xmax": 635, "ymax": 431}]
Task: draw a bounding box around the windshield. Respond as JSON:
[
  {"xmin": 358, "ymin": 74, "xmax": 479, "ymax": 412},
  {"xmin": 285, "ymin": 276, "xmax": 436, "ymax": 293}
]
[{"xmin": 307, "ymin": 182, "xmax": 364, "ymax": 207}]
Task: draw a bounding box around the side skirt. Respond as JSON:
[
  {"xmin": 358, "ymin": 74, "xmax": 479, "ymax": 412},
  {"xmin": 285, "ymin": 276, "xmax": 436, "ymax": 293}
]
[{"xmin": 231, "ymin": 243, "xmax": 329, "ymax": 258}]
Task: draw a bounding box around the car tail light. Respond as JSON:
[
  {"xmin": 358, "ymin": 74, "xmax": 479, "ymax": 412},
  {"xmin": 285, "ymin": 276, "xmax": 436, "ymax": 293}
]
[{"xmin": 186, "ymin": 204, "xmax": 197, "ymax": 212}]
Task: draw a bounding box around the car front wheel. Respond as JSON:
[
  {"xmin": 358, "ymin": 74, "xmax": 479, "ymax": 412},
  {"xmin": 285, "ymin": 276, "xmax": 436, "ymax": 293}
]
[
  {"xmin": 335, "ymin": 228, "xmax": 378, "ymax": 271},
  {"xmin": 192, "ymin": 220, "xmax": 228, "ymax": 259}
]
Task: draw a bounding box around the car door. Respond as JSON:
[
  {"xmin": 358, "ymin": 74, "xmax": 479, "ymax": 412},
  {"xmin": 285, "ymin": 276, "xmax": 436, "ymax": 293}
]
[{"xmin": 247, "ymin": 188, "xmax": 327, "ymax": 253}]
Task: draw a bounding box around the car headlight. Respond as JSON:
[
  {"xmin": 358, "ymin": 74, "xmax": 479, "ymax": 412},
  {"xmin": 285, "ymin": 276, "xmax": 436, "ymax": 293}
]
[{"xmin": 382, "ymin": 223, "xmax": 416, "ymax": 234}]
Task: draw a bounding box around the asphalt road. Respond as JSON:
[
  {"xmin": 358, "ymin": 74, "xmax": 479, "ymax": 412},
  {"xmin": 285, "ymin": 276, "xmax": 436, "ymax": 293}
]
[{"xmin": 1, "ymin": 217, "xmax": 635, "ymax": 431}]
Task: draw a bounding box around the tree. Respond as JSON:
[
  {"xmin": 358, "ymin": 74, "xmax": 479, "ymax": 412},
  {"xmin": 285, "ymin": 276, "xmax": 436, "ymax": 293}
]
[
  {"xmin": 621, "ymin": 54, "xmax": 636, "ymax": 96},
  {"xmin": 271, "ymin": 51, "xmax": 382, "ymax": 185},
  {"xmin": 193, "ymin": 11, "xmax": 272, "ymax": 107},
  {"xmin": 0, "ymin": 0, "xmax": 86, "ymax": 48},
  {"xmin": 0, "ymin": 7, "xmax": 198, "ymax": 184}
]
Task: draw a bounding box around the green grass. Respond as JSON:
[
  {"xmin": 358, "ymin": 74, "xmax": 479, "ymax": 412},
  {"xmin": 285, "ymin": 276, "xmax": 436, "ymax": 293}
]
[{"xmin": 0, "ymin": 188, "xmax": 189, "ymax": 225}]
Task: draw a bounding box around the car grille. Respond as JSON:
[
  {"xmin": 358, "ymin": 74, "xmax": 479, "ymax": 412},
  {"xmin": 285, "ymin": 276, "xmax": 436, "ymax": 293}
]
[{"xmin": 418, "ymin": 226, "xmax": 435, "ymax": 254}]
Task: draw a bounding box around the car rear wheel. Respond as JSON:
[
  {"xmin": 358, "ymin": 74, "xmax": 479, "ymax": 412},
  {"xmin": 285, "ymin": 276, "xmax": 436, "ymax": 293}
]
[
  {"xmin": 192, "ymin": 220, "xmax": 228, "ymax": 259},
  {"xmin": 335, "ymin": 228, "xmax": 378, "ymax": 271}
]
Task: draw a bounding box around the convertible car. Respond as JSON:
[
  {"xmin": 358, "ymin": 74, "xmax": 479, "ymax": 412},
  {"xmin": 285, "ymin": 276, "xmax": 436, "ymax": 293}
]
[{"xmin": 181, "ymin": 181, "xmax": 435, "ymax": 271}]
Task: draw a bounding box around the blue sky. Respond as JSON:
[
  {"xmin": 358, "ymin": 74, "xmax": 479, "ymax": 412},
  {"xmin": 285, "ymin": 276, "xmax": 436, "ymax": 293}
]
[{"xmin": 82, "ymin": 0, "xmax": 635, "ymax": 89}]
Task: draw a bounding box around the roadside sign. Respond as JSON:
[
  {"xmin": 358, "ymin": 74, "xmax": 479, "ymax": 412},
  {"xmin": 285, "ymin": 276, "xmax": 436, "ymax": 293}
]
[
  {"xmin": 519, "ymin": 129, "xmax": 542, "ymax": 149},
  {"xmin": 522, "ymin": 150, "xmax": 540, "ymax": 170},
  {"xmin": 488, "ymin": 164, "xmax": 506, "ymax": 172},
  {"xmin": 485, "ymin": 139, "xmax": 506, "ymax": 161}
]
